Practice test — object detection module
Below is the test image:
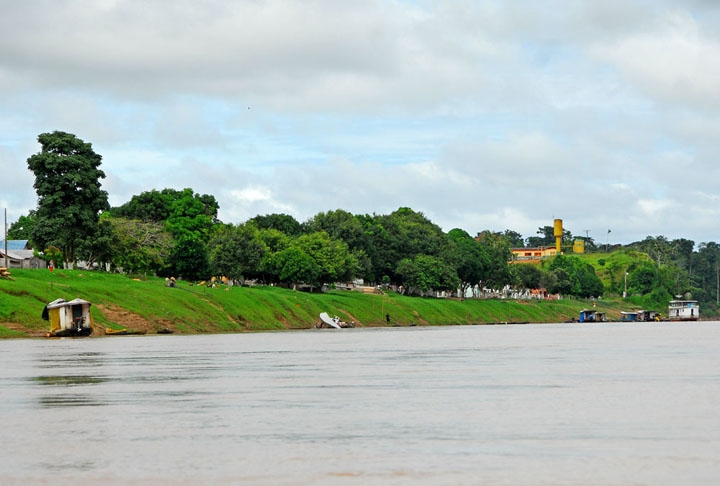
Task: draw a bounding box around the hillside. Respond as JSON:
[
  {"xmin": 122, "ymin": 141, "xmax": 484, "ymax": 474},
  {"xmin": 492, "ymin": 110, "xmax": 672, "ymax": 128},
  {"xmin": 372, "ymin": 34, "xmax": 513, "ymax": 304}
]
[
  {"xmin": 571, "ymin": 249, "xmax": 653, "ymax": 293},
  {"xmin": 0, "ymin": 269, "xmax": 630, "ymax": 338}
]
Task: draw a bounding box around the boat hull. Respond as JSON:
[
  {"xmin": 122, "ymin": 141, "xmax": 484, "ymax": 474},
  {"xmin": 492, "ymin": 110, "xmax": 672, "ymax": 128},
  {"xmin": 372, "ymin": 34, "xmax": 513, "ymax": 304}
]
[{"xmin": 46, "ymin": 327, "xmax": 93, "ymax": 338}]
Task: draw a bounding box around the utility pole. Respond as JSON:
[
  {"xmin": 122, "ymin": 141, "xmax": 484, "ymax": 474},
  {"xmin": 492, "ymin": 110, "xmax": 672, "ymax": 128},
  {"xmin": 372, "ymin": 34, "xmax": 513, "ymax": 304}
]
[
  {"xmin": 624, "ymin": 271, "xmax": 628, "ymax": 299},
  {"xmin": 606, "ymin": 229, "xmax": 611, "ymax": 252},
  {"xmin": 4, "ymin": 208, "xmax": 8, "ymax": 269}
]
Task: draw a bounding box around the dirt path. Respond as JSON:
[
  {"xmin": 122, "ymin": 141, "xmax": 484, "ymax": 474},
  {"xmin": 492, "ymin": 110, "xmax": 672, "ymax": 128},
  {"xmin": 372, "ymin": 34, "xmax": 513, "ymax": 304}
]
[{"xmin": 94, "ymin": 304, "xmax": 173, "ymax": 334}]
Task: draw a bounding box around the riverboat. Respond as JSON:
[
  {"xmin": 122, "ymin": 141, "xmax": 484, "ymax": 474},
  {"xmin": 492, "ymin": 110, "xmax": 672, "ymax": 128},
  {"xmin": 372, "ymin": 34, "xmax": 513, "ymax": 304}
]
[
  {"xmin": 620, "ymin": 310, "xmax": 660, "ymax": 322},
  {"xmin": 579, "ymin": 309, "xmax": 606, "ymax": 322},
  {"xmin": 667, "ymin": 300, "xmax": 699, "ymax": 321},
  {"xmin": 43, "ymin": 298, "xmax": 94, "ymax": 337}
]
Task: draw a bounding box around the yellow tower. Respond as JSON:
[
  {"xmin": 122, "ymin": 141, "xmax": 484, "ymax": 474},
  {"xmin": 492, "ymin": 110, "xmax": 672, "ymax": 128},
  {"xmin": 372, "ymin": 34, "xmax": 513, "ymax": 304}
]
[{"xmin": 553, "ymin": 219, "xmax": 563, "ymax": 253}]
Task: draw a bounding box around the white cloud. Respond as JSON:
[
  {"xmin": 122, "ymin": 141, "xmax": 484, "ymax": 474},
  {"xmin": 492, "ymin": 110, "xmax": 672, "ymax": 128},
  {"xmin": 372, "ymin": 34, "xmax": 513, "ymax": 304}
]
[
  {"xmin": 638, "ymin": 198, "xmax": 673, "ymax": 216},
  {"xmin": 590, "ymin": 10, "xmax": 720, "ymax": 108},
  {"xmin": 231, "ymin": 187, "xmax": 272, "ymax": 204}
]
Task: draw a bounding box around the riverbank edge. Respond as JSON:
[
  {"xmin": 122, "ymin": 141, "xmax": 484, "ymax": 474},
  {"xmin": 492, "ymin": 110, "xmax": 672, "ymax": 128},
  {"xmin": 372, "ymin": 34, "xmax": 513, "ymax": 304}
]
[{"xmin": 1, "ymin": 269, "xmax": 635, "ymax": 338}]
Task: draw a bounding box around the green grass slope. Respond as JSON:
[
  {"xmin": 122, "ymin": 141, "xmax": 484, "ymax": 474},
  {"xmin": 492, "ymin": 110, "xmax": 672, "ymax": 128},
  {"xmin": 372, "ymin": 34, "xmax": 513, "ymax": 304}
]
[
  {"xmin": 1, "ymin": 269, "xmax": 628, "ymax": 338},
  {"xmin": 573, "ymin": 249, "xmax": 653, "ymax": 294}
]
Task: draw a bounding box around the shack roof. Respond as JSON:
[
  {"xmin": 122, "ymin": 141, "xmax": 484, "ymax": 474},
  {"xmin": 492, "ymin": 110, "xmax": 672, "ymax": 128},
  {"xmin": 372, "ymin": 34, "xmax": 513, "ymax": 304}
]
[
  {"xmin": 46, "ymin": 298, "xmax": 92, "ymax": 310},
  {"xmin": 0, "ymin": 249, "xmax": 35, "ymax": 260},
  {"xmin": 0, "ymin": 240, "xmax": 31, "ymax": 251}
]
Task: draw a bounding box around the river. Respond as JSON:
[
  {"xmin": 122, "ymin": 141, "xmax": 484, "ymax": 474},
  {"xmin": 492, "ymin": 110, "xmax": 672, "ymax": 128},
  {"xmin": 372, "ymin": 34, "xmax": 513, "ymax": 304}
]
[{"xmin": 1, "ymin": 322, "xmax": 719, "ymax": 485}]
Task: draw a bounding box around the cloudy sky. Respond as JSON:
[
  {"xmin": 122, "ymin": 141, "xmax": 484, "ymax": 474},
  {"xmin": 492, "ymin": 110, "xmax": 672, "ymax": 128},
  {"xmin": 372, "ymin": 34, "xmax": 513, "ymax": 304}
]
[{"xmin": 1, "ymin": 0, "xmax": 719, "ymax": 246}]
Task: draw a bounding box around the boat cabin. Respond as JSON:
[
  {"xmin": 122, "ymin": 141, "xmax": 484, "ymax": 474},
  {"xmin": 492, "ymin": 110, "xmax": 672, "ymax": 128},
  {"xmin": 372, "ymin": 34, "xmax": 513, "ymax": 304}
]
[
  {"xmin": 43, "ymin": 298, "xmax": 94, "ymax": 337},
  {"xmin": 668, "ymin": 300, "xmax": 699, "ymax": 321},
  {"xmin": 637, "ymin": 310, "xmax": 660, "ymax": 321},
  {"xmin": 620, "ymin": 310, "xmax": 660, "ymax": 322},
  {"xmin": 579, "ymin": 309, "xmax": 606, "ymax": 322}
]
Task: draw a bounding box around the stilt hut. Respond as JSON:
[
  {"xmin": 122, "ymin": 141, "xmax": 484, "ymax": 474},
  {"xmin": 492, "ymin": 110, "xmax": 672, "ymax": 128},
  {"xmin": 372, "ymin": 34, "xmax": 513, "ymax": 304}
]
[{"xmin": 43, "ymin": 298, "xmax": 94, "ymax": 337}]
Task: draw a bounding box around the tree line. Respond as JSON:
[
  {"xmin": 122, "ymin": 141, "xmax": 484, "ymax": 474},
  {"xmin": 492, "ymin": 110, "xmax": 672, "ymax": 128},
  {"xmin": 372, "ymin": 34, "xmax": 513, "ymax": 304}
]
[{"xmin": 9, "ymin": 131, "xmax": 720, "ymax": 311}]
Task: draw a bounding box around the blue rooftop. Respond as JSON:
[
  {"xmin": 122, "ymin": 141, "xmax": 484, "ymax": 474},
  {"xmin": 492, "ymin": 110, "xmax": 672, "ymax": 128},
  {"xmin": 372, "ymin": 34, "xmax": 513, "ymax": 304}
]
[{"xmin": 0, "ymin": 240, "xmax": 30, "ymax": 250}]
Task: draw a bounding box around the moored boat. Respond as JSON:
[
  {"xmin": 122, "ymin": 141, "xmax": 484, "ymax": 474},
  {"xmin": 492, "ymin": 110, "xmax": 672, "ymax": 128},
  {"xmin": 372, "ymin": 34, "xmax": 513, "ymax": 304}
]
[
  {"xmin": 620, "ymin": 310, "xmax": 660, "ymax": 322},
  {"xmin": 579, "ymin": 309, "xmax": 606, "ymax": 322},
  {"xmin": 668, "ymin": 300, "xmax": 699, "ymax": 321},
  {"xmin": 104, "ymin": 328, "xmax": 147, "ymax": 335},
  {"xmin": 43, "ymin": 298, "xmax": 94, "ymax": 337},
  {"xmin": 316, "ymin": 312, "xmax": 355, "ymax": 328}
]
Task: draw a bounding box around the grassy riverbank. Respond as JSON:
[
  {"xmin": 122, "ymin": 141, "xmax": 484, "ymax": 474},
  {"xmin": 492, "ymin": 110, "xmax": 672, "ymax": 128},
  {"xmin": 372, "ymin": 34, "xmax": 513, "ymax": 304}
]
[{"xmin": 1, "ymin": 269, "xmax": 629, "ymax": 338}]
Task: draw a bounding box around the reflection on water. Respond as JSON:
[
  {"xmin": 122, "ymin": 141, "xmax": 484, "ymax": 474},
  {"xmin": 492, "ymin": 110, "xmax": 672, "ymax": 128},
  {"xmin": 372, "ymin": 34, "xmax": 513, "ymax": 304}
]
[
  {"xmin": 35, "ymin": 351, "xmax": 106, "ymax": 368},
  {"xmin": 0, "ymin": 324, "xmax": 719, "ymax": 485},
  {"xmin": 33, "ymin": 375, "xmax": 107, "ymax": 386},
  {"xmin": 34, "ymin": 375, "xmax": 109, "ymax": 408},
  {"xmin": 30, "ymin": 351, "xmax": 110, "ymax": 408},
  {"xmin": 38, "ymin": 393, "xmax": 108, "ymax": 408}
]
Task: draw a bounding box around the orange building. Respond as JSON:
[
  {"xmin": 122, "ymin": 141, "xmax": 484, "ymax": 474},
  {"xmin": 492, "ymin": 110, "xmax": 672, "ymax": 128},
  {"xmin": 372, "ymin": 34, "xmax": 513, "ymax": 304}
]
[{"xmin": 510, "ymin": 246, "xmax": 557, "ymax": 263}]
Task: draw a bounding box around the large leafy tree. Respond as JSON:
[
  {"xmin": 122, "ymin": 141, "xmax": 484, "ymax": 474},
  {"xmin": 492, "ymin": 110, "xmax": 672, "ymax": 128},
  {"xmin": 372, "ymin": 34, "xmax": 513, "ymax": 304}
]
[
  {"xmin": 250, "ymin": 213, "xmax": 304, "ymax": 236},
  {"xmin": 547, "ymin": 254, "xmax": 603, "ymax": 298},
  {"xmin": 168, "ymin": 236, "xmax": 210, "ymax": 281},
  {"xmin": 208, "ymin": 223, "xmax": 267, "ymax": 281},
  {"xmin": 267, "ymin": 248, "xmax": 320, "ymax": 286},
  {"xmin": 111, "ymin": 188, "xmax": 220, "ymax": 226},
  {"xmin": 294, "ymin": 231, "xmax": 359, "ymax": 284},
  {"xmin": 396, "ymin": 254, "xmax": 460, "ymax": 295},
  {"xmin": 259, "ymin": 231, "xmax": 358, "ymax": 287},
  {"xmin": 165, "ymin": 188, "xmax": 218, "ymax": 240},
  {"xmin": 307, "ymin": 209, "xmax": 373, "ymax": 279},
  {"xmin": 475, "ymin": 231, "xmax": 512, "ymax": 289},
  {"xmin": 371, "ymin": 207, "xmax": 449, "ymax": 282},
  {"xmin": 354, "ymin": 213, "xmax": 386, "ymax": 281},
  {"xmin": 257, "ymin": 228, "xmax": 291, "ymax": 253},
  {"xmin": 306, "ymin": 209, "xmax": 368, "ymax": 250},
  {"xmin": 446, "ymin": 228, "xmax": 490, "ymax": 295},
  {"xmin": 111, "ymin": 187, "xmax": 218, "ymax": 278},
  {"xmin": 75, "ymin": 216, "xmax": 115, "ymax": 270},
  {"xmin": 543, "ymin": 268, "xmax": 572, "ymax": 295},
  {"xmin": 26, "ymin": 131, "xmax": 110, "ymax": 266},
  {"xmin": 671, "ymin": 238, "xmax": 695, "ymax": 273},
  {"xmin": 111, "ymin": 189, "xmax": 176, "ymax": 222},
  {"xmin": 103, "ymin": 216, "xmax": 173, "ymax": 274},
  {"xmin": 512, "ymin": 263, "xmax": 543, "ymax": 289},
  {"xmin": 692, "ymin": 242, "xmax": 720, "ymax": 305},
  {"xmin": 257, "ymin": 228, "xmax": 291, "ymax": 282}
]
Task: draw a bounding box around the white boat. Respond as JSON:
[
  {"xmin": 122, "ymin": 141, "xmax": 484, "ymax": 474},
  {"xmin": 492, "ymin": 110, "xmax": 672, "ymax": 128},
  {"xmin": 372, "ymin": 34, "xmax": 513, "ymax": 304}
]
[
  {"xmin": 667, "ymin": 300, "xmax": 699, "ymax": 321},
  {"xmin": 317, "ymin": 312, "xmax": 354, "ymax": 329}
]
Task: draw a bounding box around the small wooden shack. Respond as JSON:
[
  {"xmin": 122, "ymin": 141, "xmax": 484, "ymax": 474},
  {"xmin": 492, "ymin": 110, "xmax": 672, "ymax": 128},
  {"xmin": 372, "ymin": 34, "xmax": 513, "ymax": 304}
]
[
  {"xmin": 0, "ymin": 240, "xmax": 45, "ymax": 269},
  {"xmin": 43, "ymin": 298, "xmax": 94, "ymax": 337}
]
